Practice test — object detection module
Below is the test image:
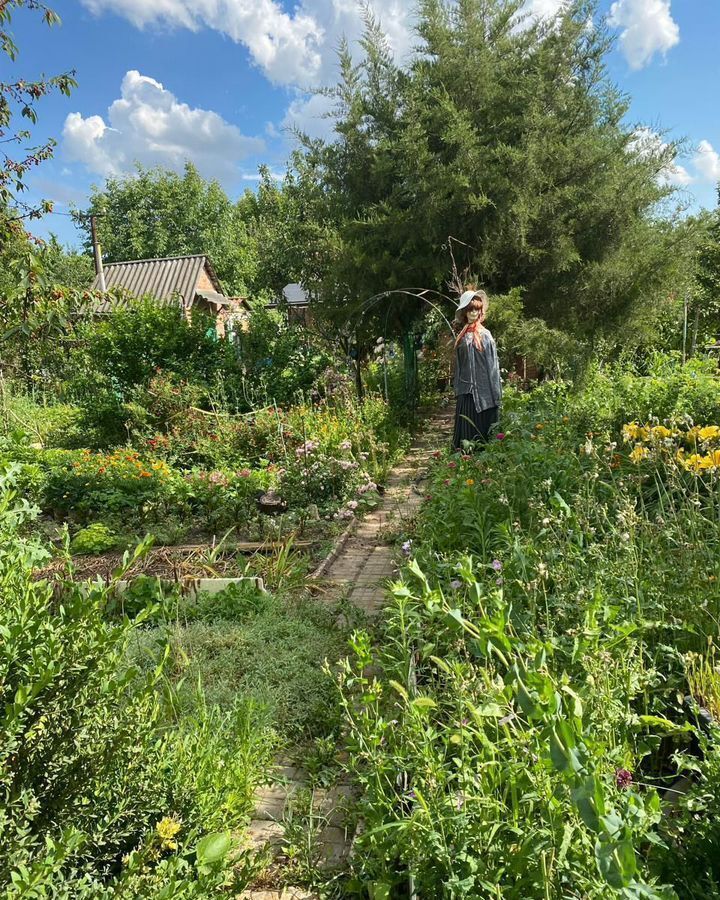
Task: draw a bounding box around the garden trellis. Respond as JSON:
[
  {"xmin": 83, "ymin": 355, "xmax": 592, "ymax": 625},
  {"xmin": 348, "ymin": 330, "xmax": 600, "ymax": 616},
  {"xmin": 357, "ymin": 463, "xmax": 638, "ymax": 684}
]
[{"xmin": 346, "ymin": 287, "xmax": 458, "ymax": 412}]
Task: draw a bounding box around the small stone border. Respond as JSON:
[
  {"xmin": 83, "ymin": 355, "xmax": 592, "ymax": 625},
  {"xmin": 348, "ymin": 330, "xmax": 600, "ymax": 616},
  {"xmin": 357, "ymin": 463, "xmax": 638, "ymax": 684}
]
[{"xmin": 310, "ymin": 517, "xmax": 359, "ymax": 580}]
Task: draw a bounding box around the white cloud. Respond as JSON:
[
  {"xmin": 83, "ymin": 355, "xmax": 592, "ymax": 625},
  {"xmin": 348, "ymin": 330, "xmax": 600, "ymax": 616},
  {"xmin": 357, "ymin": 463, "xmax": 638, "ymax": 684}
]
[
  {"xmin": 241, "ymin": 170, "xmax": 284, "ymax": 181},
  {"xmin": 63, "ymin": 70, "xmax": 264, "ymax": 184},
  {"xmin": 694, "ymin": 140, "xmax": 720, "ymax": 183},
  {"xmin": 79, "ymin": 0, "xmax": 416, "ymax": 87},
  {"xmin": 282, "ymin": 93, "xmax": 337, "ymax": 142},
  {"xmin": 521, "ymin": 0, "xmax": 567, "ymax": 21},
  {"xmin": 607, "ymin": 0, "xmax": 679, "ymax": 69},
  {"xmin": 628, "ymin": 127, "xmax": 693, "ymax": 187}
]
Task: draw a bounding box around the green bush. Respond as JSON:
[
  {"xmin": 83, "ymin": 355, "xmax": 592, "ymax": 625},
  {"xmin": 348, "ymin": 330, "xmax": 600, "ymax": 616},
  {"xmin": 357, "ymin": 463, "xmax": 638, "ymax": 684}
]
[
  {"xmin": 70, "ymin": 522, "xmax": 121, "ymax": 554},
  {"xmin": 0, "ymin": 471, "xmax": 168, "ymax": 882},
  {"xmin": 0, "ymin": 469, "xmax": 273, "ymax": 895},
  {"xmin": 235, "ymin": 307, "xmax": 335, "ymax": 408},
  {"xmin": 569, "ymin": 355, "xmax": 720, "ymax": 438}
]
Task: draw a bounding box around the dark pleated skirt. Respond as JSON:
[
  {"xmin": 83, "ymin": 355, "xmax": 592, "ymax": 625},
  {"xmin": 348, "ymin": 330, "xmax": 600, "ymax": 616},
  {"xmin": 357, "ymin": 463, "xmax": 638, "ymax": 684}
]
[{"xmin": 452, "ymin": 395, "xmax": 499, "ymax": 450}]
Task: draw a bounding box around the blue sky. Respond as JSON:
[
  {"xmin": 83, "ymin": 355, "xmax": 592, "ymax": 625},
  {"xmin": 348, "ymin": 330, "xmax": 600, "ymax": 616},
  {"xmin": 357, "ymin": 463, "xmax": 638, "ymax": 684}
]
[{"xmin": 8, "ymin": 0, "xmax": 720, "ymax": 248}]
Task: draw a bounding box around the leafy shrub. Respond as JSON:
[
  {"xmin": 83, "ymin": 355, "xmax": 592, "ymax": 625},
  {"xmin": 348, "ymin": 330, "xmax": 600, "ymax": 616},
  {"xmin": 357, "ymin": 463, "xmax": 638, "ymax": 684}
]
[
  {"xmin": 235, "ymin": 307, "xmax": 335, "ymax": 407},
  {"xmin": 0, "ymin": 472, "xmax": 168, "ymax": 882},
  {"xmin": 570, "ymin": 355, "xmax": 720, "ymax": 438},
  {"xmin": 0, "ymin": 469, "xmax": 273, "ymax": 895},
  {"xmin": 70, "ymin": 522, "xmax": 121, "ymax": 554},
  {"xmin": 76, "ymin": 299, "xmax": 234, "ymax": 398}
]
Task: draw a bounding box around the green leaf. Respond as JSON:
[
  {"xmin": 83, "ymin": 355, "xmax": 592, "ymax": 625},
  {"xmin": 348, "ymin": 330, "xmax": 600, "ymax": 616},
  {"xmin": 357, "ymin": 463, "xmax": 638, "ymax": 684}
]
[
  {"xmin": 571, "ymin": 775, "xmax": 606, "ymax": 833},
  {"xmin": 195, "ymin": 832, "xmax": 233, "ymax": 867}
]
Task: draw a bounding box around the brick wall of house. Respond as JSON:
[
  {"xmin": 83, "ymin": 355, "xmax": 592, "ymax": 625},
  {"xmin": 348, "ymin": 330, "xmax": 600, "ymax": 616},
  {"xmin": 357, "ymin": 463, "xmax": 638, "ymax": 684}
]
[{"xmin": 196, "ymin": 266, "xmax": 216, "ymax": 293}]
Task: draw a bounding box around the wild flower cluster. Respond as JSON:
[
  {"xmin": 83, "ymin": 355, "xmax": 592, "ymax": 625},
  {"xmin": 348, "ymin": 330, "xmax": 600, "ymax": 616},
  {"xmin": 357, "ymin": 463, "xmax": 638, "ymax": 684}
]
[{"xmin": 623, "ymin": 420, "xmax": 720, "ymax": 473}]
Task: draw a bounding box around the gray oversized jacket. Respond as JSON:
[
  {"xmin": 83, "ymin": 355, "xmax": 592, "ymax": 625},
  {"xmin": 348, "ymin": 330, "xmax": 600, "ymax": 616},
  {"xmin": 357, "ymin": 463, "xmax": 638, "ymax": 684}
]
[{"xmin": 453, "ymin": 327, "xmax": 502, "ymax": 413}]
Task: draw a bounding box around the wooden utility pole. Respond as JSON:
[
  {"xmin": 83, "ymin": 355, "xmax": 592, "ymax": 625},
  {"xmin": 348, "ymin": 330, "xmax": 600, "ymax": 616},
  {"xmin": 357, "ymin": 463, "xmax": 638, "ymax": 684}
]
[{"xmin": 90, "ymin": 215, "xmax": 106, "ymax": 292}]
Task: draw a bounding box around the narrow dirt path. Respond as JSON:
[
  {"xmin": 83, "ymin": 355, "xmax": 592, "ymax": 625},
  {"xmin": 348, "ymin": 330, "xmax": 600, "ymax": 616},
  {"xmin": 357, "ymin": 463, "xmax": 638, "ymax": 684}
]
[{"xmin": 240, "ymin": 406, "xmax": 452, "ymax": 899}]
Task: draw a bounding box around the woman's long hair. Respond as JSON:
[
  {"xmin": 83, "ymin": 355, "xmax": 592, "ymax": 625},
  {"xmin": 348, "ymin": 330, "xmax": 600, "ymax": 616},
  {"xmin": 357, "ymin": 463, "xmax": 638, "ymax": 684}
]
[{"xmin": 455, "ymin": 294, "xmax": 488, "ymax": 351}]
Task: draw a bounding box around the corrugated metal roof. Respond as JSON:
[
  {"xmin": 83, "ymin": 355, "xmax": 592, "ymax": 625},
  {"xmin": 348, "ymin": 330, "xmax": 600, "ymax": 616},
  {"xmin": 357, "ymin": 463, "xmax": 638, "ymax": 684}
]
[
  {"xmin": 92, "ymin": 254, "xmax": 220, "ymax": 312},
  {"xmin": 196, "ymin": 289, "xmax": 231, "ymax": 307}
]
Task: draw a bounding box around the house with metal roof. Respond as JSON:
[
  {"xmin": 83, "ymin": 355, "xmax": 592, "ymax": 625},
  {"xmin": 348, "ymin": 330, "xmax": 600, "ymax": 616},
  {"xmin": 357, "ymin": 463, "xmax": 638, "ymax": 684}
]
[{"xmin": 91, "ymin": 254, "xmax": 249, "ymax": 336}]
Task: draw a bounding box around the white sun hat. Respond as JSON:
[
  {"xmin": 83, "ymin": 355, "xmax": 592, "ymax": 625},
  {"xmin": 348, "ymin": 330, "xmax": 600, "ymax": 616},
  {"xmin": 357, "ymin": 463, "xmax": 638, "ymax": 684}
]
[{"xmin": 456, "ymin": 289, "xmax": 489, "ymax": 313}]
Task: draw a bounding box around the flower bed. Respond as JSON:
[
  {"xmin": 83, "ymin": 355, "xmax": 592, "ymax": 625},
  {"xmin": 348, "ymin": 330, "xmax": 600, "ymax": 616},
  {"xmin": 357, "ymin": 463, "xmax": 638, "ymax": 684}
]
[{"xmin": 337, "ymin": 382, "xmax": 720, "ymax": 898}]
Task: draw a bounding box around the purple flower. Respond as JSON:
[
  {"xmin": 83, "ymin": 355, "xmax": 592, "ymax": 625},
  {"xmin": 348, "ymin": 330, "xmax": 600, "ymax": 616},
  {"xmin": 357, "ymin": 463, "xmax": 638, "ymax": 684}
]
[
  {"xmin": 347, "ymin": 500, "xmax": 359, "ymax": 510},
  {"xmin": 492, "ymin": 559, "xmax": 502, "ymax": 572},
  {"xmin": 496, "ymin": 577, "xmax": 504, "ymax": 587},
  {"xmin": 450, "ymin": 579, "xmax": 462, "ymax": 590},
  {"xmin": 615, "ymin": 768, "xmax": 633, "ymax": 790},
  {"xmin": 401, "ymin": 540, "xmax": 413, "ymax": 557}
]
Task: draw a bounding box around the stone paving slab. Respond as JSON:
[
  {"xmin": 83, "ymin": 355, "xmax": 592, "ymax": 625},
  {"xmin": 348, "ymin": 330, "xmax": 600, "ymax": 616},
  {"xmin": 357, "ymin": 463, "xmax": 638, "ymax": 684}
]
[{"xmin": 240, "ymin": 407, "xmax": 452, "ymax": 898}]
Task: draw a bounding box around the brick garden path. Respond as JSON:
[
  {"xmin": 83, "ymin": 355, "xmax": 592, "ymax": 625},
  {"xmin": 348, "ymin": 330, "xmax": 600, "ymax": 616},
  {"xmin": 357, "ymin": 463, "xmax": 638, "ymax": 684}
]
[{"xmin": 240, "ymin": 406, "xmax": 453, "ymax": 900}]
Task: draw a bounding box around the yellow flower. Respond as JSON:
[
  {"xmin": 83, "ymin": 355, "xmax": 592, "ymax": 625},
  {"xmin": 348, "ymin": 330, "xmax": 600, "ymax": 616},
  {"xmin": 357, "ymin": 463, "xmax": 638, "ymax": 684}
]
[
  {"xmin": 465, "ymin": 478, "xmax": 475, "ymax": 486},
  {"xmin": 651, "ymin": 425, "xmax": 673, "ymax": 440},
  {"xmin": 629, "ymin": 445, "xmax": 649, "ymax": 464},
  {"xmin": 682, "ymin": 453, "xmax": 713, "ymax": 474},
  {"xmin": 535, "ymin": 423, "xmax": 544, "ymax": 431},
  {"xmin": 698, "ymin": 426, "xmax": 720, "ymax": 443},
  {"xmin": 156, "ymin": 816, "xmax": 182, "ymax": 850}
]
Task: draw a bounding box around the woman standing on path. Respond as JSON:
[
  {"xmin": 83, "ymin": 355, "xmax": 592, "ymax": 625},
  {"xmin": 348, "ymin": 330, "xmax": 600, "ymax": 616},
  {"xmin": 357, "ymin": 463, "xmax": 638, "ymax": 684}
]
[{"xmin": 452, "ymin": 288, "xmax": 502, "ymax": 450}]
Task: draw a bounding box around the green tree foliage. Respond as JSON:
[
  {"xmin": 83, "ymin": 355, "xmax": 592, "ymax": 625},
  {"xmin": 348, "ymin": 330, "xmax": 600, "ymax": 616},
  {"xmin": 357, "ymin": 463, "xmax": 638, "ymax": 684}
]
[
  {"xmin": 238, "ymin": 162, "xmax": 340, "ymax": 299},
  {"xmin": 78, "ymin": 163, "xmax": 257, "ymax": 294},
  {"xmin": 39, "ymin": 235, "xmax": 94, "ymax": 289},
  {"xmin": 0, "ymin": 1, "xmax": 76, "ymax": 235},
  {"xmin": 693, "ymin": 191, "xmax": 720, "ymax": 341},
  {"xmin": 299, "ymin": 0, "xmax": 694, "ymax": 343}
]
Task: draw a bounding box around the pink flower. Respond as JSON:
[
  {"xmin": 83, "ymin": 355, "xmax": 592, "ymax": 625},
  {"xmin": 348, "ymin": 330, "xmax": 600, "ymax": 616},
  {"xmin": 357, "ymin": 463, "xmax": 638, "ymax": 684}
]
[
  {"xmin": 432, "ymin": 450, "xmax": 441, "ymax": 459},
  {"xmin": 347, "ymin": 500, "xmax": 359, "ymax": 510},
  {"xmin": 496, "ymin": 433, "xmax": 505, "ymax": 441},
  {"xmin": 448, "ymin": 461, "xmax": 457, "ymax": 469},
  {"xmin": 340, "ymin": 440, "xmax": 352, "ymax": 450},
  {"xmin": 238, "ymin": 468, "xmax": 251, "ymax": 478}
]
